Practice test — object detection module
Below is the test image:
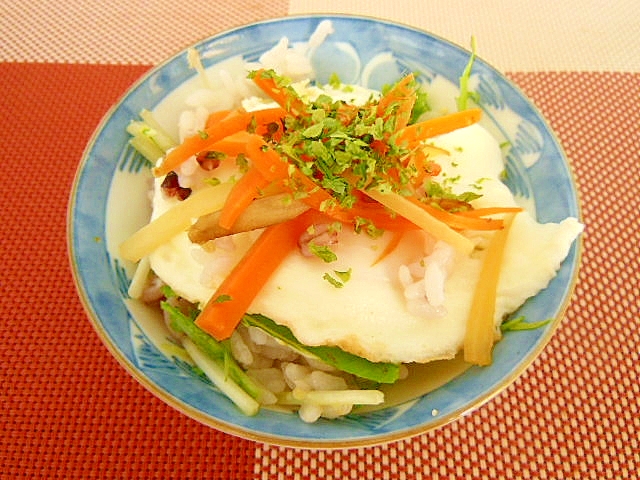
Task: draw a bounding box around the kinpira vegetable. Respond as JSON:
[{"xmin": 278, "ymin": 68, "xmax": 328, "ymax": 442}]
[
  {"xmin": 464, "ymin": 212, "xmax": 517, "ymax": 365},
  {"xmin": 188, "ymin": 193, "xmax": 310, "ymax": 243}
]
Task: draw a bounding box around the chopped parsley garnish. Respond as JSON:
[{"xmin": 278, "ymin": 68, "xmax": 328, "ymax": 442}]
[
  {"xmin": 354, "ymin": 217, "xmax": 385, "ymax": 238},
  {"xmin": 204, "ymin": 177, "xmax": 221, "ymax": 186},
  {"xmin": 423, "ymin": 178, "xmax": 482, "ymax": 211},
  {"xmin": 261, "ymin": 71, "xmax": 422, "ymax": 210},
  {"xmin": 235, "ymin": 153, "xmax": 249, "ymax": 173},
  {"xmin": 250, "ymin": 69, "xmax": 485, "ymax": 233},
  {"xmin": 213, "ymin": 294, "xmax": 233, "ymax": 303},
  {"xmin": 323, "ymin": 268, "xmax": 352, "ymax": 288},
  {"xmin": 309, "ymin": 243, "xmax": 338, "ymax": 263}
]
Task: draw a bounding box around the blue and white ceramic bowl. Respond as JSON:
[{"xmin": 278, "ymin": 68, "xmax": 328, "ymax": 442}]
[{"xmin": 68, "ymin": 15, "xmax": 582, "ymax": 448}]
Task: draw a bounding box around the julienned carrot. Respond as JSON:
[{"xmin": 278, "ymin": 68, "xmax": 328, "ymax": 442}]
[
  {"xmin": 244, "ymin": 135, "xmax": 289, "ymax": 180},
  {"xmin": 464, "ymin": 212, "xmax": 517, "ymax": 365},
  {"xmin": 372, "ymin": 230, "xmax": 405, "ymax": 266},
  {"xmin": 153, "ymin": 107, "xmax": 287, "ymax": 176},
  {"xmin": 413, "ymin": 200, "xmax": 506, "ymax": 231},
  {"xmin": 205, "ymin": 109, "xmax": 233, "ymax": 128},
  {"xmin": 204, "ymin": 131, "xmax": 253, "ymax": 157},
  {"xmin": 195, "ymin": 210, "xmax": 318, "ymax": 340},
  {"xmin": 396, "ymin": 108, "xmax": 482, "ymax": 147},
  {"xmin": 251, "ymin": 69, "xmax": 308, "ymax": 116},
  {"xmin": 344, "ymin": 201, "xmax": 418, "ymax": 232},
  {"xmin": 217, "ymin": 167, "xmax": 270, "ymax": 230},
  {"xmin": 244, "ymin": 136, "xmax": 334, "ymax": 212},
  {"xmin": 457, "ymin": 206, "xmax": 523, "ymax": 218},
  {"xmin": 377, "ymin": 73, "xmax": 416, "ymax": 133},
  {"xmin": 244, "ymin": 136, "xmax": 435, "ymax": 232},
  {"xmin": 404, "ymin": 147, "xmax": 442, "ymax": 187},
  {"xmin": 363, "ymin": 188, "xmax": 474, "ymax": 255}
]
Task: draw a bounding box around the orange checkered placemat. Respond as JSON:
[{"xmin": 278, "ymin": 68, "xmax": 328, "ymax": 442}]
[{"xmin": 0, "ymin": 0, "xmax": 288, "ymax": 64}]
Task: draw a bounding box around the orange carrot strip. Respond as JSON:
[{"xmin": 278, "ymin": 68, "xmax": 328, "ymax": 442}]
[
  {"xmin": 154, "ymin": 108, "xmax": 286, "ymax": 176},
  {"xmin": 244, "ymin": 134, "xmax": 290, "ymax": 181},
  {"xmin": 372, "ymin": 230, "xmax": 405, "ymax": 266},
  {"xmin": 195, "ymin": 210, "xmax": 316, "ymax": 340},
  {"xmin": 344, "ymin": 201, "xmax": 418, "ymax": 232},
  {"xmin": 377, "ymin": 73, "xmax": 416, "ymax": 133},
  {"xmin": 457, "ymin": 206, "xmax": 523, "ymax": 218},
  {"xmin": 245, "ymin": 137, "xmax": 420, "ymax": 231},
  {"xmin": 409, "ymin": 198, "xmax": 505, "ymax": 231},
  {"xmin": 244, "ymin": 136, "xmax": 335, "ymax": 212},
  {"xmin": 252, "ymin": 69, "xmax": 307, "ymax": 116},
  {"xmin": 205, "ymin": 109, "xmax": 233, "ymax": 129},
  {"xmin": 406, "ymin": 148, "xmax": 442, "ymax": 186},
  {"xmin": 217, "ymin": 167, "xmax": 270, "ymax": 230},
  {"xmin": 396, "ymin": 108, "xmax": 482, "ymax": 147},
  {"xmin": 204, "ymin": 131, "xmax": 253, "ymax": 157}
]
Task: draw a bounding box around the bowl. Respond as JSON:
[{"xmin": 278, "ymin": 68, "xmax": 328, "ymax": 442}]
[{"xmin": 68, "ymin": 14, "xmax": 582, "ymax": 448}]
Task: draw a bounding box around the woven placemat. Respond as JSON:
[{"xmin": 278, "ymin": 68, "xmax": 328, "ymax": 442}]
[
  {"xmin": 288, "ymin": 0, "xmax": 640, "ymax": 73},
  {"xmin": 0, "ymin": 0, "xmax": 289, "ymax": 64},
  {"xmin": 1, "ymin": 61, "xmax": 637, "ymax": 479}
]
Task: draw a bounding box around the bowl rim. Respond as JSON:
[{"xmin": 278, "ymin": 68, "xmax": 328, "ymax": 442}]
[{"xmin": 67, "ymin": 13, "xmax": 583, "ymax": 449}]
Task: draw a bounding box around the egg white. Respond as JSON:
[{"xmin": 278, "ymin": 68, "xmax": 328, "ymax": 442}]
[{"xmin": 148, "ymin": 122, "xmax": 582, "ymax": 364}]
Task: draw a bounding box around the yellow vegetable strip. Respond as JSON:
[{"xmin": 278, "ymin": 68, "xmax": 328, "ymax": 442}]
[
  {"xmin": 127, "ymin": 256, "xmax": 151, "ymax": 299},
  {"xmin": 182, "ymin": 339, "xmax": 260, "ymax": 416},
  {"xmin": 363, "ymin": 188, "xmax": 475, "ymax": 256},
  {"xmin": 464, "ymin": 212, "xmax": 517, "ymax": 366},
  {"xmin": 283, "ymin": 389, "xmax": 385, "ymax": 406},
  {"xmin": 119, "ymin": 182, "xmax": 233, "ymax": 262}
]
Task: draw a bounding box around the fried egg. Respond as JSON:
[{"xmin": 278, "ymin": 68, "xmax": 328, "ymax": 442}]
[{"xmin": 148, "ymin": 122, "xmax": 582, "ymax": 364}]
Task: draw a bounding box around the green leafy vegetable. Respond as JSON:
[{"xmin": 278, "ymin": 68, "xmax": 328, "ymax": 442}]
[
  {"xmin": 243, "ymin": 314, "xmax": 401, "ymax": 383},
  {"xmin": 162, "ymin": 301, "xmax": 266, "ymax": 400},
  {"xmin": 409, "ymin": 84, "xmax": 430, "ymax": 124},
  {"xmin": 501, "ymin": 315, "xmax": 552, "ymax": 332},
  {"xmin": 456, "ymin": 36, "xmax": 481, "ymax": 111}
]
